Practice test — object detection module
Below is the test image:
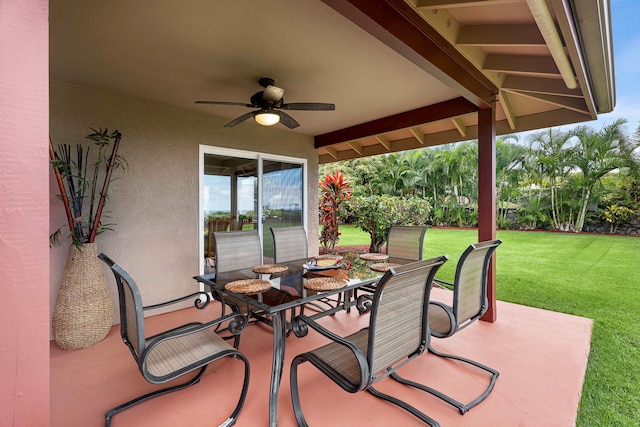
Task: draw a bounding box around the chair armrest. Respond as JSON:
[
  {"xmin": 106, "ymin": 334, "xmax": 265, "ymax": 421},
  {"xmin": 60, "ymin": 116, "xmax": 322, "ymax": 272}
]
[
  {"xmin": 146, "ymin": 312, "xmax": 248, "ymax": 344},
  {"xmin": 433, "ymin": 277, "xmax": 454, "ymax": 290},
  {"xmin": 143, "ymin": 291, "xmax": 211, "ymax": 311}
]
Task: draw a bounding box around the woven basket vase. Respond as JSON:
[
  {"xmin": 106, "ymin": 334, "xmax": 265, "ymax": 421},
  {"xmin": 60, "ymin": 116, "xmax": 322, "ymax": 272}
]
[{"xmin": 52, "ymin": 243, "xmax": 113, "ymax": 350}]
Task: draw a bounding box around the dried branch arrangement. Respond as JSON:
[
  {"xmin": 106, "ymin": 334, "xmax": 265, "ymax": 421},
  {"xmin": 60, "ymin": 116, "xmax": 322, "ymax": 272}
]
[{"xmin": 50, "ymin": 128, "xmax": 126, "ymax": 245}]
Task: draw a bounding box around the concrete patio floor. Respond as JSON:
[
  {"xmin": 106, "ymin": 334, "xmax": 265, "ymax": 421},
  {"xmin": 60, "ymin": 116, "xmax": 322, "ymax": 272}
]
[{"xmin": 50, "ymin": 288, "xmax": 593, "ymax": 426}]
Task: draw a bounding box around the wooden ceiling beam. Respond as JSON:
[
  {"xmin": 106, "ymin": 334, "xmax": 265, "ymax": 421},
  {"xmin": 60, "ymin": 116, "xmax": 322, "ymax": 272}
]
[
  {"xmin": 322, "ymin": 146, "xmax": 339, "ymax": 160},
  {"xmin": 413, "ymin": 0, "xmax": 519, "ymax": 8},
  {"xmin": 321, "ymin": 0, "xmax": 497, "ymax": 109},
  {"xmin": 315, "ymin": 97, "xmax": 478, "ymax": 147},
  {"xmin": 410, "ymin": 127, "xmax": 425, "ymax": 144},
  {"xmin": 347, "ymin": 141, "xmax": 363, "ymax": 155},
  {"xmin": 375, "ymin": 135, "xmax": 392, "ymax": 151},
  {"xmin": 484, "ymin": 54, "xmax": 560, "ymax": 77},
  {"xmin": 451, "ymin": 117, "xmax": 467, "ymax": 137},
  {"xmin": 498, "ymin": 91, "xmax": 517, "ymax": 130},
  {"xmin": 515, "ymin": 91, "xmax": 590, "ymax": 114},
  {"xmin": 502, "ymin": 75, "xmax": 583, "ymax": 98},
  {"xmin": 457, "ymin": 24, "xmax": 544, "ymax": 46}
]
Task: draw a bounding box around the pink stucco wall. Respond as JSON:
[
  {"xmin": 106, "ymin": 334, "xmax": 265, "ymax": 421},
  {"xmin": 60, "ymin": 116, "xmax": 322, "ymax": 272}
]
[{"xmin": 0, "ymin": 1, "xmax": 50, "ymax": 425}]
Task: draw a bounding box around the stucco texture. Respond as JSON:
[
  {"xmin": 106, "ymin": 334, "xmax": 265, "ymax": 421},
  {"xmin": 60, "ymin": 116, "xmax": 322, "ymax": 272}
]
[{"xmin": 49, "ymin": 81, "xmax": 319, "ymax": 330}]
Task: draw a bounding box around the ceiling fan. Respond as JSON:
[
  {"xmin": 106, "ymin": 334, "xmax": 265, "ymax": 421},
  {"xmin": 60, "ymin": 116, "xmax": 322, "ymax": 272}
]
[{"xmin": 195, "ymin": 77, "xmax": 335, "ymax": 129}]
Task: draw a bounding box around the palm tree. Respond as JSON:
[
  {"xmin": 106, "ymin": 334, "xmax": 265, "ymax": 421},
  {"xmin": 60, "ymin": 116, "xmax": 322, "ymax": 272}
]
[
  {"xmin": 496, "ymin": 137, "xmax": 526, "ymax": 223},
  {"xmin": 526, "ymin": 128, "xmax": 574, "ymax": 230},
  {"xmin": 569, "ymin": 118, "xmax": 634, "ymax": 231}
]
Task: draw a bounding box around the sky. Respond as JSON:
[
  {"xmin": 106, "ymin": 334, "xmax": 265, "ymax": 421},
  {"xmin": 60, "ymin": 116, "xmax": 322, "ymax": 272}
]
[{"xmin": 561, "ymin": 0, "xmax": 640, "ymax": 136}]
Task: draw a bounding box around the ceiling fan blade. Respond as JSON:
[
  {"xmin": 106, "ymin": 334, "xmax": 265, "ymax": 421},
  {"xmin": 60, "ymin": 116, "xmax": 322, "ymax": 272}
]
[
  {"xmin": 277, "ymin": 111, "xmax": 300, "ymax": 129},
  {"xmin": 196, "ymin": 100, "xmax": 252, "ymax": 107},
  {"xmin": 280, "ymin": 102, "xmax": 335, "ymax": 111},
  {"xmin": 224, "ymin": 111, "xmax": 256, "ymax": 128}
]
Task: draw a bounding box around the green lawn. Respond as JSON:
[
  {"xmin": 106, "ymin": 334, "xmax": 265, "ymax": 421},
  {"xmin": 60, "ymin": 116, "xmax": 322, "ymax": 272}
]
[{"xmin": 333, "ymin": 225, "xmax": 640, "ymax": 426}]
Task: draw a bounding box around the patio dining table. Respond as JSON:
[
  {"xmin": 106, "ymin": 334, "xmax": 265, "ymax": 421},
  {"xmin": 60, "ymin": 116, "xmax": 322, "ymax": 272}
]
[{"xmin": 194, "ymin": 251, "xmax": 412, "ymax": 427}]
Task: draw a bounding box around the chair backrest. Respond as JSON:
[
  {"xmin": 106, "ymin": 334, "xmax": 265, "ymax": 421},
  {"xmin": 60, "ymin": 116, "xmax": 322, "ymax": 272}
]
[
  {"xmin": 367, "ymin": 256, "xmax": 447, "ymax": 377},
  {"xmin": 270, "ymin": 226, "xmax": 308, "ymax": 263},
  {"xmin": 386, "ymin": 225, "xmax": 427, "ymax": 260},
  {"xmin": 98, "ymin": 253, "xmax": 146, "ymax": 361},
  {"xmin": 452, "ymin": 239, "xmax": 502, "ymax": 328},
  {"xmin": 214, "ymin": 230, "xmax": 263, "ymax": 273}
]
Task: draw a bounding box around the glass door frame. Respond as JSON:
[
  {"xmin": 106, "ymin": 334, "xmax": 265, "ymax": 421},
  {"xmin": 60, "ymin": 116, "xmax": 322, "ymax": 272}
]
[{"xmin": 198, "ymin": 145, "xmax": 307, "ymax": 274}]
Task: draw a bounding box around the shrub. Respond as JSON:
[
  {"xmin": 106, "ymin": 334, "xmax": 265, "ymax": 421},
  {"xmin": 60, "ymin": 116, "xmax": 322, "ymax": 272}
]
[
  {"xmin": 602, "ymin": 204, "xmax": 635, "ymax": 233},
  {"xmin": 349, "ymin": 195, "xmax": 431, "ymax": 252}
]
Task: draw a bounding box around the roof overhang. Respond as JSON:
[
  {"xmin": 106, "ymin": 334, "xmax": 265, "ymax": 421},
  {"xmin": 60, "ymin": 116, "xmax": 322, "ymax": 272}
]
[{"xmin": 48, "ymin": 0, "xmax": 615, "ymax": 164}]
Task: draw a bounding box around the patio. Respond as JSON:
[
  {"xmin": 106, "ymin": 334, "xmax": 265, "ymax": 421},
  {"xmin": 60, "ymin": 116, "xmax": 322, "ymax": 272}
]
[{"xmin": 51, "ymin": 287, "xmax": 592, "ymax": 427}]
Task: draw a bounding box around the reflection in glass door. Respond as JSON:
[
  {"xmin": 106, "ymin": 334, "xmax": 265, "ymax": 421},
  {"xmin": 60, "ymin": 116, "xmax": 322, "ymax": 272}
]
[
  {"xmin": 202, "ymin": 153, "xmax": 258, "ymax": 272},
  {"xmin": 262, "ymin": 160, "xmax": 304, "ymax": 260}
]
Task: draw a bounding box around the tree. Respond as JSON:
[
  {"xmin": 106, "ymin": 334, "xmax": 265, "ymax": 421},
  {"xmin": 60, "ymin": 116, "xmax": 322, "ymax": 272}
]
[
  {"xmin": 319, "ymin": 170, "xmax": 351, "ymax": 253},
  {"xmin": 569, "ymin": 119, "xmax": 634, "ymax": 231},
  {"xmin": 526, "ymin": 128, "xmax": 574, "ymax": 230},
  {"xmin": 496, "ymin": 137, "xmax": 526, "ymax": 225}
]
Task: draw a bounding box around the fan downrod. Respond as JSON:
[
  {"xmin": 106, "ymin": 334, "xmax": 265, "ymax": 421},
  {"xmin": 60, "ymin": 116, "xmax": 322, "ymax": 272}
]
[{"xmin": 258, "ymin": 77, "xmax": 276, "ymax": 88}]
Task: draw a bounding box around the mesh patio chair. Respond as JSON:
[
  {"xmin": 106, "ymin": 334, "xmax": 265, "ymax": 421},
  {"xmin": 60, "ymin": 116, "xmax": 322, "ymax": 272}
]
[
  {"xmin": 98, "ymin": 253, "xmax": 250, "ymax": 427},
  {"xmin": 270, "ymin": 225, "xmax": 344, "ymax": 316},
  {"xmin": 355, "ymin": 225, "xmax": 428, "ymax": 313},
  {"xmin": 401, "ymin": 239, "xmax": 502, "ymax": 415},
  {"xmin": 270, "ymin": 226, "xmax": 308, "ymax": 263},
  {"xmin": 290, "ymin": 256, "xmax": 448, "ymax": 427},
  {"xmin": 213, "ymin": 230, "xmax": 263, "ymax": 319},
  {"xmin": 386, "ymin": 225, "xmax": 427, "ymax": 260}
]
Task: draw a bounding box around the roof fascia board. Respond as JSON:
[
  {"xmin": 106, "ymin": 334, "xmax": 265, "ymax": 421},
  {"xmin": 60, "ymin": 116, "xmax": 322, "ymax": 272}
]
[{"xmin": 551, "ymin": 0, "xmax": 612, "ymax": 115}]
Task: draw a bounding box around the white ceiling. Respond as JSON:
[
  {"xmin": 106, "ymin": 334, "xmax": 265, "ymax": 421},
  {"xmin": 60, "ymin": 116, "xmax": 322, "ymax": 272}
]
[
  {"xmin": 49, "ymin": 0, "xmax": 614, "ymax": 163},
  {"xmin": 50, "ymin": 0, "xmax": 455, "ymax": 135}
]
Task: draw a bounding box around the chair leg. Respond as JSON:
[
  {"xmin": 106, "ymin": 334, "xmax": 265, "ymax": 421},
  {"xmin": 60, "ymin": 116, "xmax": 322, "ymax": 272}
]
[
  {"xmin": 105, "ymin": 352, "xmax": 251, "ymax": 427},
  {"xmin": 105, "ymin": 367, "xmax": 207, "ymax": 427},
  {"xmin": 290, "ymin": 355, "xmax": 311, "ymax": 427},
  {"xmin": 390, "ymin": 345, "xmax": 499, "ymax": 415},
  {"xmin": 367, "ymin": 386, "xmax": 440, "ymax": 426},
  {"xmin": 223, "ymin": 352, "xmax": 251, "ymax": 427}
]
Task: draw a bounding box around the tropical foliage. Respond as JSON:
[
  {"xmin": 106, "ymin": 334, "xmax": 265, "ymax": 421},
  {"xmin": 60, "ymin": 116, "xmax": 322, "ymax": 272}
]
[
  {"xmin": 319, "ymin": 170, "xmax": 351, "ymax": 253},
  {"xmin": 320, "ymin": 120, "xmax": 640, "ymax": 233}
]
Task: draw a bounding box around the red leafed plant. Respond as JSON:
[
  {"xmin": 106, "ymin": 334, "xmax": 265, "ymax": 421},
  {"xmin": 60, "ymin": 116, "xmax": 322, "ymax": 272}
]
[{"xmin": 319, "ymin": 170, "xmax": 352, "ymax": 253}]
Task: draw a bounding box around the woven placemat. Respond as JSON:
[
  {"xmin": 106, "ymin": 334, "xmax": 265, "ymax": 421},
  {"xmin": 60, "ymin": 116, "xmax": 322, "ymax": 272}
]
[
  {"xmin": 359, "ymin": 253, "xmax": 389, "ymax": 261},
  {"xmin": 315, "ymin": 254, "xmax": 344, "ymax": 260},
  {"xmin": 225, "ymin": 279, "xmax": 272, "ymax": 294},
  {"xmin": 252, "ymin": 264, "xmax": 289, "ymax": 274},
  {"xmin": 369, "ymin": 263, "xmax": 400, "ymax": 272},
  {"xmin": 304, "ymin": 277, "xmax": 347, "ymax": 291}
]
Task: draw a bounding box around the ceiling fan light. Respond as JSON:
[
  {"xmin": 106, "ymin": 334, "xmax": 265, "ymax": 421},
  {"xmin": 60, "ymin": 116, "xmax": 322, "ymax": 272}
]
[{"xmin": 255, "ymin": 111, "xmax": 280, "ymax": 126}]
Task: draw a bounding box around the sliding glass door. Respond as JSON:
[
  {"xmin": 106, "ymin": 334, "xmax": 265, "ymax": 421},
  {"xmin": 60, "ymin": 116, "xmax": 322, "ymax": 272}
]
[
  {"xmin": 261, "ymin": 159, "xmax": 304, "ymax": 259},
  {"xmin": 199, "ymin": 146, "xmax": 306, "ymax": 271}
]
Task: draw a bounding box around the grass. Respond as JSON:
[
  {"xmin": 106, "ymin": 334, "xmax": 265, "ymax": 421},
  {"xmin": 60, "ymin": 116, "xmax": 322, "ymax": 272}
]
[{"xmin": 333, "ymin": 224, "xmax": 640, "ymax": 426}]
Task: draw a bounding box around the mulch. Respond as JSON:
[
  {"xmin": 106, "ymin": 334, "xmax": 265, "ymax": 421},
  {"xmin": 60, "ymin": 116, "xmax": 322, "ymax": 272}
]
[{"xmin": 320, "ymin": 244, "xmax": 379, "ymax": 254}]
